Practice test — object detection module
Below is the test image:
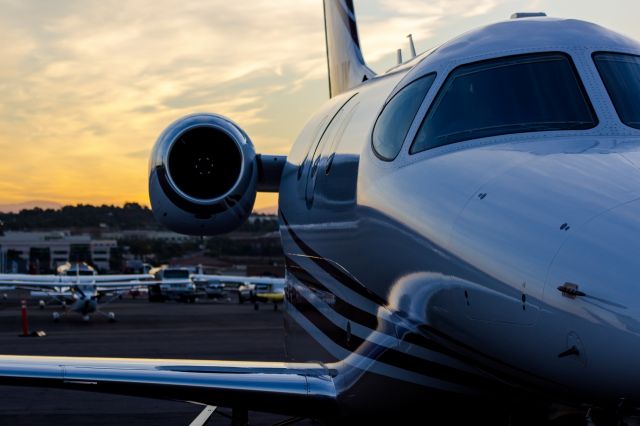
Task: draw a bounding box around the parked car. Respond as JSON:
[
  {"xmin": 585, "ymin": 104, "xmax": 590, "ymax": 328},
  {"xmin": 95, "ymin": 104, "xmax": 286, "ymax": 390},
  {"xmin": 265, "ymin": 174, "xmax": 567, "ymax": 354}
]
[
  {"xmin": 148, "ymin": 266, "xmax": 197, "ymax": 303},
  {"xmin": 191, "ymin": 277, "xmax": 226, "ymax": 299}
]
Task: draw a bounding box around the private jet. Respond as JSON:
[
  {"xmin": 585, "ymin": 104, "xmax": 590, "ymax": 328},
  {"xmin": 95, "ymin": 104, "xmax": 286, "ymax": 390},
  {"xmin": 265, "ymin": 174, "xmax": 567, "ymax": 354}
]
[{"xmin": 1, "ymin": 1, "xmax": 639, "ymax": 424}]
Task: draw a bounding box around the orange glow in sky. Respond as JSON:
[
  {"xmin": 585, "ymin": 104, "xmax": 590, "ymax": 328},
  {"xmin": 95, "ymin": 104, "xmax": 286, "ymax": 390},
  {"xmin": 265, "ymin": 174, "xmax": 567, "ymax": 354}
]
[{"xmin": 0, "ymin": 0, "xmax": 637, "ymax": 211}]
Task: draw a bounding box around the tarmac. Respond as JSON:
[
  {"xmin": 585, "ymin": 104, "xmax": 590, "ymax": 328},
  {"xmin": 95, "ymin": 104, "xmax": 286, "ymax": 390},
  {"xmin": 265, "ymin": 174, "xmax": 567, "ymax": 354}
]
[{"xmin": 0, "ymin": 291, "xmax": 311, "ymax": 426}]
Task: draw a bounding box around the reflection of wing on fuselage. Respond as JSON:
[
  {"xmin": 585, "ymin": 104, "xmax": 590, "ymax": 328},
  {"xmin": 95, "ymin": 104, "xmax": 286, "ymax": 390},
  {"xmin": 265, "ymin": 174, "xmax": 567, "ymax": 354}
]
[{"xmin": 1, "ymin": 1, "xmax": 640, "ymax": 424}]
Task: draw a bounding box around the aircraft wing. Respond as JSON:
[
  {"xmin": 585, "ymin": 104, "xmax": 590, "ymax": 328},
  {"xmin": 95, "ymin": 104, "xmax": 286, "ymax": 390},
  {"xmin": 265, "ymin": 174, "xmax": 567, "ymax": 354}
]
[
  {"xmin": 0, "ymin": 355, "xmax": 337, "ymax": 418},
  {"xmin": 0, "ymin": 274, "xmax": 69, "ymax": 284},
  {"xmin": 145, "ymin": 279, "xmax": 192, "ymax": 285},
  {"xmin": 84, "ymin": 274, "xmax": 154, "ymax": 282},
  {"xmin": 192, "ymin": 274, "xmax": 284, "ymax": 285},
  {"xmin": 95, "ymin": 278, "xmax": 195, "ymax": 293},
  {"xmin": 95, "ymin": 284, "xmax": 148, "ymax": 292},
  {"xmin": 0, "ymin": 280, "xmax": 71, "ymax": 292},
  {"xmin": 0, "ymin": 280, "xmax": 146, "ymax": 289},
  {"xmin": 0, "ymin": 274, "xmax": 154, "ymax": 284},
  {"xmin": 0, "ymin": 279, "xmax": 151, "ymax": 295},
  {"xmin": 92, "ymin": 280, "xmax": 150, "ymax": 288},
  {"xmin": 30, "ymin": 291, "xmax": 73, "ymax": 297}
]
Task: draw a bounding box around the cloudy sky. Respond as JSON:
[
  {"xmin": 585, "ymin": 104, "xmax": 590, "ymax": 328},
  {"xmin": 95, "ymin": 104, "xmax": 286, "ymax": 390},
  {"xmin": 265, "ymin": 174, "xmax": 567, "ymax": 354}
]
[{"xmin": 0, "ymin": 0, "xmax": 638, "ymax": 210}]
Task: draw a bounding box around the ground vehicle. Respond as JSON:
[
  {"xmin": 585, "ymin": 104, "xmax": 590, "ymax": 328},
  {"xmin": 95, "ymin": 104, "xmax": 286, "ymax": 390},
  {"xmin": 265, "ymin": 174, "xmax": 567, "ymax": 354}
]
[
  {"xmin": 148, "ymin": 267, "xmax": 197, "ymax": 303},
  {"xmin": 191, "ymin": 277, "xmax": 226, "ymax": 299},
  {"xmin": 236, "ymin": 282, "xmax": 254, "ymax": 304},
  {"xmin": 245, "ymin": 281, "xmax": 285, "ymax": 311},
  {"xmin": 191, "ymin": 275, "xmax": 285, "ymax": 308},
  {"xmin": 235, "ymin": 280, "xmax": 285, "ymax": 310}
]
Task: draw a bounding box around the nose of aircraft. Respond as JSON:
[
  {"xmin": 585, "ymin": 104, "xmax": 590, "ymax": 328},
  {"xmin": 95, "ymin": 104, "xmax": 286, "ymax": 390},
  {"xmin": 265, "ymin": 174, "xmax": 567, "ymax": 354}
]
[{"xmin": 544, "ymin": 197, "xmax": 640, "ymax": 405}]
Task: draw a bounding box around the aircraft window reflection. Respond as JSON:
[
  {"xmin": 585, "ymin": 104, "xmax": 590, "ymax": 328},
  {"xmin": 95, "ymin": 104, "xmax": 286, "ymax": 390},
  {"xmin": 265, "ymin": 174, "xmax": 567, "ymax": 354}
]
[
  {"xmin": 297, "ymin": 95, "xmax": 357, "ymax": 180},
  {"xmin": 593, "ymin": 52, "xmax": 640, "ymax": 130},
  {"xmin": 410, "ymin": 53, "xmax": 597, "ymax": 154},
  {"xmin": 372, "ymin": 73, "xmax": 436, "ymax": 160}
]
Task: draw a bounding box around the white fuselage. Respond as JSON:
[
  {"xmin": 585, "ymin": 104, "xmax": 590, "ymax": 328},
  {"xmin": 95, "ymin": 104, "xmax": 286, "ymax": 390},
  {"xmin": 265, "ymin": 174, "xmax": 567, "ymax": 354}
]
[
  {"xmin": 68, "ymin": 285, "xmax": 99, "ymax": 315},
  {"xmin": 279, "ymin": 17, "xmax": 640, "ymax": 412}
]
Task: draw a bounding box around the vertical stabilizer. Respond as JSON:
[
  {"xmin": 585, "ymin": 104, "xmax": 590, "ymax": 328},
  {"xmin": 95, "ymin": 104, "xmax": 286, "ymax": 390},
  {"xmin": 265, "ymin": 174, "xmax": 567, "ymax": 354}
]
[{"xmin": 323, "ymin": 0, "xmax": 376, "ymax": 98}]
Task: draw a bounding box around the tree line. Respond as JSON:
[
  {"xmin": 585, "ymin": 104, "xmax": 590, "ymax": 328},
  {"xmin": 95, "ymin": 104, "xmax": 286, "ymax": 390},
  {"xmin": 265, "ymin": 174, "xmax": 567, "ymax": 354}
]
[
  {"xmin": 0, "ymin": 203, "xmax": 278, "ymax": 233},
  {"xmin": 0, "ymin": 203, "xmax": 157, "ymax": 231}
]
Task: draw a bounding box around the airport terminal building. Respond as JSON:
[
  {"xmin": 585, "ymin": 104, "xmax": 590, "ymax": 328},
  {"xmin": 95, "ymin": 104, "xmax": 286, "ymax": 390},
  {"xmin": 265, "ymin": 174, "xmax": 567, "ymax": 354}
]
[{"xmin": 0, "ymin": 231, "xmax": 116, "ymax": 273}]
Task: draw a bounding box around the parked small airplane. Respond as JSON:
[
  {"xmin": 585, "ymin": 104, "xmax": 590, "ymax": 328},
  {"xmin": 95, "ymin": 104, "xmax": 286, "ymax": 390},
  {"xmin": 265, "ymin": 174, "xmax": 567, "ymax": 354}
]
[
  {"xmin": 0, "ymin": 262, "xmax": 152, "ymax": 322},
  {"xmin": 1, "ymin": 1, "xmax": 639, "ymax": 425},
  {"xmin": 0, "ymin": 263, "xmax": 283, "ymax": 320}
]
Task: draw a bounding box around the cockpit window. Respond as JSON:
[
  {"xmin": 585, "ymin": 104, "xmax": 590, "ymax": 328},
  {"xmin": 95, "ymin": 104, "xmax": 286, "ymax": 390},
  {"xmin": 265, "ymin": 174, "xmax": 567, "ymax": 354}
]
[
  {"xmin": 593, "ymin": 52, "xmax": 640, "ymax": 130},
  {"xmin": 410, "ymin": 53, "xmax": 597, "ymax": 154},
  {"xmin": 372, "ymin": 73, "xmax": 436, "ymax": 160}
]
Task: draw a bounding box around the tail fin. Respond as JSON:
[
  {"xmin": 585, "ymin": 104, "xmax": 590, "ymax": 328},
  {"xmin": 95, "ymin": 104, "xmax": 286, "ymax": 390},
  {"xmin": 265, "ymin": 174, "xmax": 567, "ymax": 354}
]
[{"xmin": 323, "ymin": 0, "xmax": 376, "ymax": 98}]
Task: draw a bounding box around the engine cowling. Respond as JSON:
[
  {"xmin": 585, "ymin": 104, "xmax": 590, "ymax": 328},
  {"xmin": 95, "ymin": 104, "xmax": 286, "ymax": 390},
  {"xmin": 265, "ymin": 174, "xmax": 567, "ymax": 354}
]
[{"xmin": 148, "ymin": 113, "xmax": 257, "ymax": 235}]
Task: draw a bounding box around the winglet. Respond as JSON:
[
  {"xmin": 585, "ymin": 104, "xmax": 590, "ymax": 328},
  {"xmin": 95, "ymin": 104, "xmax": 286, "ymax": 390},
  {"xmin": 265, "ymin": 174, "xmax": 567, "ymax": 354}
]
[{"xmin": 323, "ymin": 0, "xmax": 376, "ymax": 98}]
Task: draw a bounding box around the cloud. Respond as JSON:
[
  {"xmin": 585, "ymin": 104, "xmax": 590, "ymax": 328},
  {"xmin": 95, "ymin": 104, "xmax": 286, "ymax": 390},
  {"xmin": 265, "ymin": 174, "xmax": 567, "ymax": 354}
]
[
  {"xmin": 7, "ymin": 0, "xmax": 632, "ymax": 210},
  {"xmin": 0, "ymin": 0, "xmax": 329, "ymax": 207},
  {"xmin": 125, "ymin": 149, "xmax": 150, "ymax": 159},
  {"xmin": 359, "ymin": 0, "xmax": 504, "ymax": 63}
]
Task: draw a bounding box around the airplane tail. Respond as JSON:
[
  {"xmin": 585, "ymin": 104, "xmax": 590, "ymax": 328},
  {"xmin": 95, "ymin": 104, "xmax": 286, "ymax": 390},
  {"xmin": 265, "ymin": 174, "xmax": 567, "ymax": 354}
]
[{"xmin": 323, "ymin": 0, "xmax": 376, "ymax": 98}]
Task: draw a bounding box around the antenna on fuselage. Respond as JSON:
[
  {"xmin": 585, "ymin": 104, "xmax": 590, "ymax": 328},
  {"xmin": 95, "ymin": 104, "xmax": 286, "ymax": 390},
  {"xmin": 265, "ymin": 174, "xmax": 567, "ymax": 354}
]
[
  {"xmin": 510, "ymin": 12, "xmax": 547, "ymax": 19},
  {"xmin": 407, "ymin": 34, "xmax": 417, "ymax": 58},
  {"xmin": 396, "ymin": 49, "xmax": 403, "ymax": 65}
]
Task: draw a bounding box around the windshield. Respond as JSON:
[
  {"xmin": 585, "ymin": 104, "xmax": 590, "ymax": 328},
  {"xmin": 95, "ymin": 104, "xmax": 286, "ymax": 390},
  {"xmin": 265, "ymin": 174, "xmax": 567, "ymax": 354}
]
[
  {"xmin": 372, "ymin": 73, "xmax": 436, "ymax": 160},
  {"xmin": 593, "ymin": 52, "xmax": 640, "ymax": 130},
  {"xmin": 411, "ymin": 53, "xmax": 597, "ymax": 154}
]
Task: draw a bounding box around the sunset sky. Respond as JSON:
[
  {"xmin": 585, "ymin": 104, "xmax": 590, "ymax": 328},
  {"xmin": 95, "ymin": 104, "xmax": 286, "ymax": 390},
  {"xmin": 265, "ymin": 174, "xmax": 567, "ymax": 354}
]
[{"xmin": 0, "ymin": 0, "xmax": 638, "ymax": 211}]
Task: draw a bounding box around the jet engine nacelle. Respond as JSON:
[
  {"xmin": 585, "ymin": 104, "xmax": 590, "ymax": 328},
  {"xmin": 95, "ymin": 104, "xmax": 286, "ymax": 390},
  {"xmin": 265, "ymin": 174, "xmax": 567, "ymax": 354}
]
[{"xmin": 148, "ymin": 113, "xmax": 258, "ymax": 235}]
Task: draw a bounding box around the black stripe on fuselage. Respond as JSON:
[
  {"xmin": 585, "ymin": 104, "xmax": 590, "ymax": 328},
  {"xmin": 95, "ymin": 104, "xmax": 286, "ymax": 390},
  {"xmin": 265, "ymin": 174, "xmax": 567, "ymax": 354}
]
[
  {"xmin": 279, "ymin": 213, "xmax": 561, "ymax": 393},
  {"xmin": 286, "ymin": 255, "xmax": 557, "ymax": 394},
  {"xmin": 286, "ymin": 283, "xmax": 505, "ymax": 394},
  {"xmin": 280, "ymin": 216, "xmax": 387, "ymax": 307},
  {"xmin": 286, "ymin": 256, "xmax": 379, "ymax": 330},
  {"xmin": 288, "ymin": 255, "xmax": 455, "ymax": 356}
]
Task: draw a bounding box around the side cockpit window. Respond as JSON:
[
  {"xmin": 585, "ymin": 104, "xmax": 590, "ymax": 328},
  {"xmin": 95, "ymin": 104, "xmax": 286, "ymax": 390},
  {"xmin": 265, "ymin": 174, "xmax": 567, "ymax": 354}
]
[
  {"xmin": 410, "ymin": 53, "xmax": 597, "ymax": 154},
  {"xmin": 372, "ymin": 73, "xmax": 436, "ymax": 160},
  {"xmin": 594, "ymin": 52, "xmax": 640, "ymax": 130}
]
